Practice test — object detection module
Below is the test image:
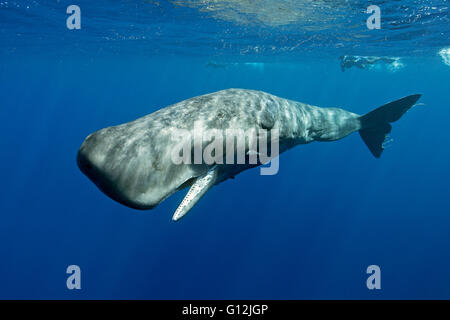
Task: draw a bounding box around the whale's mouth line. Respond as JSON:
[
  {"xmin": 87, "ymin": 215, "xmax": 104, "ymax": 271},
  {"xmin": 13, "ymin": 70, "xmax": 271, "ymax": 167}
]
[{"xmin": 177, "ymin": 176, "xmax": 197, "ymax": 192}]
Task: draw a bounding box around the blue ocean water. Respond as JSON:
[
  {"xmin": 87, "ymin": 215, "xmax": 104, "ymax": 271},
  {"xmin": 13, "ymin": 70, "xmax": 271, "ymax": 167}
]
[{"xmin": 0, "ymin": 1, "xmax": 449, "ymax": 299}]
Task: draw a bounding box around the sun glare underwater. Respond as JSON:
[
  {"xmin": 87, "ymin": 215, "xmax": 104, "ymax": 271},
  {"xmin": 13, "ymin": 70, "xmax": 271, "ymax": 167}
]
[{"xmin": 0, "ymin": 0, "xmax": 450, "ymax": 299}]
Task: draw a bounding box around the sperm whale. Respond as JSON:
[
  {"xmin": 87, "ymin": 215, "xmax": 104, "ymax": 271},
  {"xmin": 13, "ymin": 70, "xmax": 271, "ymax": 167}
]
[{"xmin": 77, "ymin": 89, "xmax": 421, "ymax": 221}]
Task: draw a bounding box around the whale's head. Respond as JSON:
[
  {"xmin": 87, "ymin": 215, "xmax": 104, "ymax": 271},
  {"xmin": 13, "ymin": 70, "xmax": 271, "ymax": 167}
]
[
  {"xmin": 76, "ymin": 126, "xmax": 153, "ymax": 209},
  {"xmin": 77, "ymin": 123, "xmax": 205, "ymax": 211}
]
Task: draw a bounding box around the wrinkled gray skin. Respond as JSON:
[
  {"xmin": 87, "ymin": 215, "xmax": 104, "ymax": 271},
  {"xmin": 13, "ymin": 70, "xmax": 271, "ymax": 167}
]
[{"xmin": 77, "ymin": 89, "xmax": 360, "ymax": 211}]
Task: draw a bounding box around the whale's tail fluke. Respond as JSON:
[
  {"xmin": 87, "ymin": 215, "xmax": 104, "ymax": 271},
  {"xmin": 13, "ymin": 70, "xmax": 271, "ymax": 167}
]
[{"xmin": 359, "ymin": 94, "xmax": 422, "ymax": 158}]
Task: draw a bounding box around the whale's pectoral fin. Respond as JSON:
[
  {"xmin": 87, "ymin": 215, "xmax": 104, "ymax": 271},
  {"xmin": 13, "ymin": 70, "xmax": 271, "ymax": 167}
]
[{"xmin": 172, "ymin": 166, "xmax": 218, "ymax": 222}]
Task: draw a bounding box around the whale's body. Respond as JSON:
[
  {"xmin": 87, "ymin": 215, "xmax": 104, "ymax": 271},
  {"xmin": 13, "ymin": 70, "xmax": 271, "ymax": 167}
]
[{"xmin": 77, "ymin": 89, "xmax": 421, "ymax": 221}]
